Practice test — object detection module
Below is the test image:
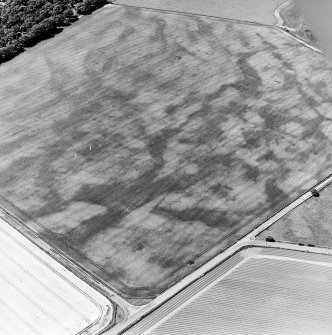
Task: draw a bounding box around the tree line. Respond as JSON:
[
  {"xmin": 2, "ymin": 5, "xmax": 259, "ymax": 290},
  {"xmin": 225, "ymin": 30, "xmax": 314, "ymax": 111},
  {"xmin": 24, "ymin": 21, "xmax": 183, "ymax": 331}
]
[{"xmin": 0, "ymin": 0, "xmax": 109, "ymax": 64}]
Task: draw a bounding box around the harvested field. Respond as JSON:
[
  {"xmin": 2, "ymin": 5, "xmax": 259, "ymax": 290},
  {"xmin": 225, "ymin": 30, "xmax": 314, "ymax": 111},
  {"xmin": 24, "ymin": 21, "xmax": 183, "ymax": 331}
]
[
  {"xmin": 0, "ymin": 5, "xmax": 332, "ymax": 300},
  {"xmin": 258, "ymin": 182, "xmax": 332, "ymax": 247},
  {"xmin": 114, "ymin": 0, "xmax": 285, "ymax": 25}
]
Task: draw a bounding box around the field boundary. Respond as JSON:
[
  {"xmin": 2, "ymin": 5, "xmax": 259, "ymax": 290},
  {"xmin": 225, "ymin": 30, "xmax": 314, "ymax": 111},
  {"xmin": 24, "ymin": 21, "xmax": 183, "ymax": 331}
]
[
  {"xmin": 111, "ymin": 2, "xmax": 275, "ymax": 28},
  {"xmin": 111, "ymin": 2, "xmax": 323, "ymax": 54}
]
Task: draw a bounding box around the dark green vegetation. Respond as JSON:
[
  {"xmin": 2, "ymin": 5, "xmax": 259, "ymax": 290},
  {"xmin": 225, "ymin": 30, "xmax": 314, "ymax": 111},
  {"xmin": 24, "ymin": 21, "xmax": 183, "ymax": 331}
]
[
  {"xmin": 258, "ymin": 182, "xmax": 332, "ymax": 247},
  {"xmin": 0, "ymin": 6, "xmax": 331, "ymax": 301},
  {"xmin": 0, "ymin": 0, "xmax": 108, "ymax": 63}
]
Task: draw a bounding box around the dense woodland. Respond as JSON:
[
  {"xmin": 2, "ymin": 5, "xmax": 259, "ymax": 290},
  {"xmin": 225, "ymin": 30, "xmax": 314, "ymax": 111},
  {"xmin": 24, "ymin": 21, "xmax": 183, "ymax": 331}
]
[{"xmin": 0, "ymin": 0, "xmax": 109, "ymax": 63}]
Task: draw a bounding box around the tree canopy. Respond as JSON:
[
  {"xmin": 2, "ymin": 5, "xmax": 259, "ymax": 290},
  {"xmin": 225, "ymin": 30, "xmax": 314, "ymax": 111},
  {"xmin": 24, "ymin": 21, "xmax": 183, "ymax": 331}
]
[{"xmin": 0, "ymin": 0, "xmax": 108, "ymax": 63}]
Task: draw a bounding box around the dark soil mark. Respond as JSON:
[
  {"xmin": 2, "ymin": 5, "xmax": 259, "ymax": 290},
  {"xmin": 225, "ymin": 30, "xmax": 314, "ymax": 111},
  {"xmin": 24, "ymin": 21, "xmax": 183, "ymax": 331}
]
[
  {"xmin": 244, "ymin": 163, "xmax": 260, "ymax": 182},
  {"xmin": 153, "ymin": 206, "xmax": 235, "ymax": 229},
  {"xmin": 117, "ymin": 26, "xmax": 137, "ymax": 42},
  {"xmin": 149, "ymin": 16, "xmax": 168, "ymax": 51},
  {"xmin": 66, "ymin": 205, "xmax": 127, "ymax": 246},
  {"xmin": 258, "ymin": 150, "xmax": 281, "ymax": 164},
  {"xmin": 147, "ymin": 128, "xmax": 180, "ymax": 168},
  {"xmin": 243, "ymin": 130, "xmax": 263, "ymax": 149},
  {"xmin": 235, "ymin": 53, "xmax": 262, "ymax": 98},
  {"xmin": 32, "ymin": 189, "xmax": 65, "ymax": 218},
  {"xmin": 148, "ymin": 254, "xmax": 178, "ymax": 269},
  {"xmin": 209, "ymin": 183, "xmax": 232, "ymax": 197},
  {"xmin": 195, "ymin": 16, "xmax": 217, "ymax": 49},
  {"xmin": 164, "ymin": 105, "xmax": 180, "ymax": 115},
  {"xmin": 0, "ymin": 155, "xmax": 38, "ymax": 187},
  {"xmin": 265, "ymin": 178, "xmax": 290, "ymax": 207}
]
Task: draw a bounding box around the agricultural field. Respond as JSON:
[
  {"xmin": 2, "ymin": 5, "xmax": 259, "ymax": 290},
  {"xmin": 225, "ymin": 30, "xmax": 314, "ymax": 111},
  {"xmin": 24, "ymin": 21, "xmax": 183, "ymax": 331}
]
[
  {"xmin": 114, "ymin": 0, "xmax": 285, "ymax": 25},
  {"xmin": 258, "ymin": 183, "xmax": 332, "ymax": 247},
  {"xmin": 0, "ymin": 5, "xmax": 332, "ymax": 301}
]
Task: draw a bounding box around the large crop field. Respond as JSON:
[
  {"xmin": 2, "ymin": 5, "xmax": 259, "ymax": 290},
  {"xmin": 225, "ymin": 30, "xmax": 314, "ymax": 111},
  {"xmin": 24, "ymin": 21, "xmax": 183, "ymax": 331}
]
[{"xmin": 0, "ymin": 5, "xmax": 332, "ymax": 300}]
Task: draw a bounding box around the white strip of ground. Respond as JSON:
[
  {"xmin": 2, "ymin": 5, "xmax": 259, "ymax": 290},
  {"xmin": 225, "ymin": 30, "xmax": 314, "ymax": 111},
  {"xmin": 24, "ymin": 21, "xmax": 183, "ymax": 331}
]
[
  {"xmin": 274, "ymin": 0, "xmax": 290, "ymax": 27},
  {"xmin": 0, "ymin": 217, "xmax": 113, "ymax": 335}
]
